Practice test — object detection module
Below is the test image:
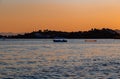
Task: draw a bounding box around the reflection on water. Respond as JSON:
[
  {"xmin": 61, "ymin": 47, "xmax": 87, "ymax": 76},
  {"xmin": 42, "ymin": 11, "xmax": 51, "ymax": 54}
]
[{"xmin": 0, "ymin": 39, "xmax": 120, "ymax": 79}]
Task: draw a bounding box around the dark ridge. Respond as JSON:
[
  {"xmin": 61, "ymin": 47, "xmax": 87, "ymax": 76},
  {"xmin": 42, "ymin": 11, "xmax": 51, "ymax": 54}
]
[{"xmin": 1, "ymin": 28, "xmax": 120, "ymax": 39}]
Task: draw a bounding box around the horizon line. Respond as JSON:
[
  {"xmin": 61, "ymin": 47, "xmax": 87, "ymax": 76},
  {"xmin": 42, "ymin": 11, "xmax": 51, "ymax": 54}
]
[{"xmin": 0, "ymin": 28, "xmax": 120, "ymax": 33}]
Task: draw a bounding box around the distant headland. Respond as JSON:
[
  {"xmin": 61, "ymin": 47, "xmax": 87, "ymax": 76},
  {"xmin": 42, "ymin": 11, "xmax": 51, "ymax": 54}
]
[{"xmin": 0, "ymin": 28, "xmax": 120, "ymax": 39}]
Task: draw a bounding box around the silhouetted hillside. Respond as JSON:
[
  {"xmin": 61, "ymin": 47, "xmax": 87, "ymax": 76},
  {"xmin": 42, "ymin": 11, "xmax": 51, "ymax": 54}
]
[
  {"xmin": 0, "ymin": 35, "xmax": 3, "ymax": 38},
  {"xmin": 4, "ymin": 28, "xmax": 120, "ymax": 39},
  {"xmin": 115, "ymin": 30, "xmax": 120, "ymax": 34}
]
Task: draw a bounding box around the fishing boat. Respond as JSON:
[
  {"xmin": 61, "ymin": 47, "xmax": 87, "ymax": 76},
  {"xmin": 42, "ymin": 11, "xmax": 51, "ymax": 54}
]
[
  {"xmin": 85, "ymin": 39, "xmax": 97, "ymax": 42},
  {"xmin": 53, "ymin": 39, "xmax": 67, "ymax": 42}
]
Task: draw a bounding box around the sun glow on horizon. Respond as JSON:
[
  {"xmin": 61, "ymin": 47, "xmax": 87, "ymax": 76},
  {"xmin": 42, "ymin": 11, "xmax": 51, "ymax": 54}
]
[{"xmin": 0, "ymin": 0, "xmax": 120, "ymax": 32}]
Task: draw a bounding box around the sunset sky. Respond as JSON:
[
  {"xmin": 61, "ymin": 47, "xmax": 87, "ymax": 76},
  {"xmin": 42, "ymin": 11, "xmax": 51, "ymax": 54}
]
[{"xmin": 0, "ymin": 0, "xmax": 120, "ymax": 32}]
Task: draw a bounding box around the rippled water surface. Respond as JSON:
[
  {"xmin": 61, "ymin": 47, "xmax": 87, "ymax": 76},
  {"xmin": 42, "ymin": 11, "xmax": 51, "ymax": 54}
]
[{"xmin": 0, "ymin": 39, "xmax": 120, "ymax": 79}]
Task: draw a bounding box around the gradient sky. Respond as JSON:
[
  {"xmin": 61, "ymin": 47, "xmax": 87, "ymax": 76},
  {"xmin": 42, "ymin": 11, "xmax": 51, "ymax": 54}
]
[{"xmin": 0, "ymin": 0, "xmax": 120, "ymax": 32}]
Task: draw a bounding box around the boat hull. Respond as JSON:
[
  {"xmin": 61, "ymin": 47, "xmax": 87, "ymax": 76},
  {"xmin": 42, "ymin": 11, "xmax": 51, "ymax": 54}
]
[{"xmin": 53, "ymin": 39, "xmax": 67, "ymax": 42}]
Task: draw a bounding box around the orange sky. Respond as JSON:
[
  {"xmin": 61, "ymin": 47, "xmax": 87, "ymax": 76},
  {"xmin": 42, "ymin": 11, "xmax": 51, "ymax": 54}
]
[{"xmin": 0, "ymin": 0, "xmax": 120, "ymax": 32}]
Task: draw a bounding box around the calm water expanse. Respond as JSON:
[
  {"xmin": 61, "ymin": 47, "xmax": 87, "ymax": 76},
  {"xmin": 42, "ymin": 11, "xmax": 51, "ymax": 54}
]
[{"xmin": 0, "ymin": 39, "xmax": 120, "ymax": 79}]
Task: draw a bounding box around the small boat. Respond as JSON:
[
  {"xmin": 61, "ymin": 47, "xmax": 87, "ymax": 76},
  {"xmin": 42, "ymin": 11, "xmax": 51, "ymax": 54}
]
[
  {"xmin": 53, "ymin": 39, "xmax": 67, "ymax": 42},
  {"xmin": 85, "ymin": 39, "xmax": 97, "ymax": 42}
]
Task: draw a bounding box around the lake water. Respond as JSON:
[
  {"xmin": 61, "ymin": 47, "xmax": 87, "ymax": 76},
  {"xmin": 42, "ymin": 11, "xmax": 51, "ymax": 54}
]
[{"xmin": 0, "ymin": 39, "xmax": 120, "ymax": 79}]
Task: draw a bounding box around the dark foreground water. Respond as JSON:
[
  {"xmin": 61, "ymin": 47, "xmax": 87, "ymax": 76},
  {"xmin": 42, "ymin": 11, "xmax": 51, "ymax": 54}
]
[{"xmin": 0, "ymin": 39, "xmax": 120, "ymax": 79}]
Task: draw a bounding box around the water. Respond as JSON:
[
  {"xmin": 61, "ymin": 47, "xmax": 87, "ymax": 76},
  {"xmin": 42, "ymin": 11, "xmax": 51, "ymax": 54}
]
[{"xmin": 0, "ymin": 39, "xmax": 120, "ymax": 79}]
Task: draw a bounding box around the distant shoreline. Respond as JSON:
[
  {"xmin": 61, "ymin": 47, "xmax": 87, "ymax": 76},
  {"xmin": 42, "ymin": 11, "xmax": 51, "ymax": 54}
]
[{"xmin": 0, "ymin": 28, "xmax": 120, "ymax": 39}]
